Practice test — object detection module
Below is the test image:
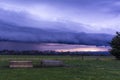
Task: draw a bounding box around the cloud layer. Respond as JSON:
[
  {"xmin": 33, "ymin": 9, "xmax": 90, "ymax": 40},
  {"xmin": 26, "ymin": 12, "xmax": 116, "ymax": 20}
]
[
  {"xmin": 0, "ymin": 0, "xmax": 118, "ymax": 46},
  {"xmin": 0, "ymin": 0, "xmax": 120, "ymax": 34},
  {"xmin": 0, "ymin": 20, "xmax": 113, "ymax": 46}
]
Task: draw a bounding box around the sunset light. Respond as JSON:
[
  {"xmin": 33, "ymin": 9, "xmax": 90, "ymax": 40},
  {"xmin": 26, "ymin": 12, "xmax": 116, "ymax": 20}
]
[{"xmin": 55, "ymin": 47, "xmax": 108, "ymax": 52}]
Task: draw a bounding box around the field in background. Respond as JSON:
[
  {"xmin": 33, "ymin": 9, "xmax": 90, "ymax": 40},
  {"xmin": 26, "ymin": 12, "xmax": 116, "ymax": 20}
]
[{"xmin": 0, "ymin": 55, "xmax": 120, "ymax": 80}]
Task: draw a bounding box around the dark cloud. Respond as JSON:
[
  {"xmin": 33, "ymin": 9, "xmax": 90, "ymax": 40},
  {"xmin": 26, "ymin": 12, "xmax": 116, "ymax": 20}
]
[
  {"xmin": 2, "ymin": 0, "xmax": 118, "ymax": 6},
  {"xmin": 0, "ymin": 0, "xmax": 117, "ymax": 46},
  {"xmin": 0, "ymin": 20, "xmax": 113, "ymax": 46},
  {"xmin": 0, "ymin": 0, "xmax": 119, "ymax": 35},
  {"xmin": 108, "ymin": 4, "xmax": 120, "ymax": 16},
  {"xmin": 2, "ymin": 0, "xmax": 120, "ymax": 15},
  {"xmin": 0, "ymin": 8, "xmax": 94, "ymax": 33},
  {"xmin": 0, "ymin": 8, "xmax": 30, "ymax": 26}
]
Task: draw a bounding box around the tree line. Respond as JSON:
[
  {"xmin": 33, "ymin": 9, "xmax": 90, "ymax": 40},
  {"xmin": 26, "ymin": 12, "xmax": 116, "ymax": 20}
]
[{"xmin": 0, "ymin": 50, "xmax": 109, "ymax": 56}]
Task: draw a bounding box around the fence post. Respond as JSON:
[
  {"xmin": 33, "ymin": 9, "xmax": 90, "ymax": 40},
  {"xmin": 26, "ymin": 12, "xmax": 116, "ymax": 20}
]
[{"xmin": 81, "ymin": 55, "xmax": 84, "ymax": 60}]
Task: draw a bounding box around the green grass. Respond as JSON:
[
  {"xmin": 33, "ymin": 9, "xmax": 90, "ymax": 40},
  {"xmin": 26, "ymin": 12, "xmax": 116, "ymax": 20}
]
[{"xmin": 0, "ymin": 55, "xmax": 120, "ymax": 80}]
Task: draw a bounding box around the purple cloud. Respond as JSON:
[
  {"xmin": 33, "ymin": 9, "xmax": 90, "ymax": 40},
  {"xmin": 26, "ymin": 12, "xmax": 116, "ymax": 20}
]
[{"xmin": 0, "ymin": 0, "xmax": 120, "ymax": 34}]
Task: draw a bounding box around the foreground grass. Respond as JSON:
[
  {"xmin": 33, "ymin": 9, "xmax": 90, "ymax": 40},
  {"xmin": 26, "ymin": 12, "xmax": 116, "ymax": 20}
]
[{"xmin": 0, "ymin": 55, "xmax": 120, "ymax": 80}]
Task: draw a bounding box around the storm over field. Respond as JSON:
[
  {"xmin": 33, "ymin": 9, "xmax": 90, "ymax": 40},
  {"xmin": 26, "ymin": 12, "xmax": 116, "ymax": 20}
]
[{"xmin": 0, "ymin": 0, "xmax": 119, "ymax": 51}]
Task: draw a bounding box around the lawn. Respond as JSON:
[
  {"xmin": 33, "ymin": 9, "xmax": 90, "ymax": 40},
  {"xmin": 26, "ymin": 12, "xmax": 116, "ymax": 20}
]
[{"xmin": 0, "ymin": 55, "xmax": 120, "ymax": 80}]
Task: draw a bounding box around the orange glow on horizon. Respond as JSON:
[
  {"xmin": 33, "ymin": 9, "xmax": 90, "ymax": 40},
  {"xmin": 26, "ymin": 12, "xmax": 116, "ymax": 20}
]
[{"xmin": 55, "ymin": 47, "xmax": 108, "ymax": 52}]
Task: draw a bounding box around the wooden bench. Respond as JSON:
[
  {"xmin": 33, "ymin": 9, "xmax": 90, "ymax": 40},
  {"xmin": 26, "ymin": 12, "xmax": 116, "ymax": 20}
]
[{"xmin": 9, "ymin": 61, "xmax": 33, "ymax": 68}]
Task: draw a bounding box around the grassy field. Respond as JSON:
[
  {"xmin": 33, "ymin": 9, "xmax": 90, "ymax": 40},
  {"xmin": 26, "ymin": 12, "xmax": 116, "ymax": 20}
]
[{"xmin": 0, "ymin": 55, "xmax": 120, "ymax": 80}]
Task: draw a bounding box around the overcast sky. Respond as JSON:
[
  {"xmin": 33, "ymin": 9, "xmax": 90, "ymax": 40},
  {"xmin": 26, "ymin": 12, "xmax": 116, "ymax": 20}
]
[{"xmin": 0, "ymin": 0, "xmax": 120, "ymax": 34}]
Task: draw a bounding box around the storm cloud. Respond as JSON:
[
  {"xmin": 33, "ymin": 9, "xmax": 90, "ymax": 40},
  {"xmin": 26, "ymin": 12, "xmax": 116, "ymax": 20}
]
[
  {"xmin": 0, "ymin": 0, "xmax": 120, "ymax": 33},
  {"xmin": 0, "ymin": 20, "xmax": 113, "ymax": 46},
  {"xmin": 0, "ymin": 0, "xmax": 118, "ymax": 45}
]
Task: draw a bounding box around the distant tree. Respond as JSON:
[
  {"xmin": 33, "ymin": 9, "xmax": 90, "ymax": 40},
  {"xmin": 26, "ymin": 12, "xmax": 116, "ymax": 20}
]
[{"xmin": 110, "ymin": 32, "xmax": 120, "ymax": 60}]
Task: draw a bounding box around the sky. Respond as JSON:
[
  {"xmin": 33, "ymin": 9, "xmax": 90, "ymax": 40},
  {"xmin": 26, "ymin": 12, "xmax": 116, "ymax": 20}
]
[
  {"xmin": 0, "ymin": 41, "xmax": 109, "ymax": 52},
  {"xmin": 0, "ymin": 0, "xmax": 120, "ymax": 34}
]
